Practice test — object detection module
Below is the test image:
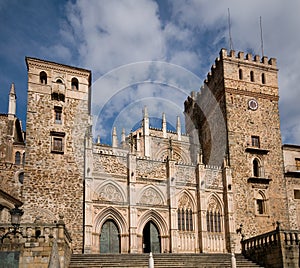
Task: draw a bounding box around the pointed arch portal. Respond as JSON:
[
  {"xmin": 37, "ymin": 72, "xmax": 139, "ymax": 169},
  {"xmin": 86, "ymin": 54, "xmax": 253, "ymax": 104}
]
[
  {"xmin": 143, "ymin": 221, "xmax": 161, "ymax": 253},
  {"xmin": 100, "ymin": 219, "xmax": 120, "ymax": 253}
]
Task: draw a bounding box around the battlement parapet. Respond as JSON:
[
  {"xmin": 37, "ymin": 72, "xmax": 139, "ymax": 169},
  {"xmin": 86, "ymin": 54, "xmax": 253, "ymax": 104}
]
[
  {"xmin": 203, "ymin": 48, "xmax": 277, "ymax": 86},
  {"xmin": 219, "ymin": 48, "xmax": 277, "ymax": 66}
]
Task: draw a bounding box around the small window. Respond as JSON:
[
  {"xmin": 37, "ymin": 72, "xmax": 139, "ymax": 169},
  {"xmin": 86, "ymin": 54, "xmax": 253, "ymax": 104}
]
[
  {"xmin": 261, "ymin": 73, "xmax": 266, "ymax": 84},
  {"xmin": 251, "ymin": 136, "xmax": 260, "ymax": 148},
  {"xmin": 51, "ymin": 93, "xmax": 65, "ymax": 102},
  {"xmin": 15, "ymin": 152, "xmax": 21, "ymax": 165},
  {"xmin": 71, "ymin": 77, "xmax": 79, "ymax": 90},
  {"xmin": 40, "ymin": 71, "xmax": 47, "ymax": 84},
  {"xmin": 22, "ymin": 152, "xmax": 25, "ymax": 166},
  {"xmin": 53, "ymin": 138, "xmax": 63, "ymax": 151},
  {"xmin": 256, "ymin": 192, "xmax": 266, "ymax": 215},
  {"xmin": 56, "ymin": 79, "xmax": 63, "ymax": 84},
  {"xmin": 54, "ymin": 106, "xmax": 62, "ymax": 124},
  {"xmin": 50, "ymin": 131, "xmax": 65, "ymax": 154},
  {"xmin": 295, "ymin": 158, "xmax": 300, "ymax": 171},
  {"xmin": 253, "ymin": 158, "xmax": 260, "ymax": 177},
  {"xmin": 239, "ymin": 69, "xmax": 243, "ymax": 80},
  {"xmin": 19, "ymin": 172, "xmax": 24, "ymax": 184},
  {"xmin": 250, "ymin": 71, "xmax": 255, "ymax": 82},
  {"xmin": 256, "ymin": 199, "xmax": 264, "ymax": 214},
  {"xmin": 294, "ymin": 190, "xmax": 300, "ymax": 199}
]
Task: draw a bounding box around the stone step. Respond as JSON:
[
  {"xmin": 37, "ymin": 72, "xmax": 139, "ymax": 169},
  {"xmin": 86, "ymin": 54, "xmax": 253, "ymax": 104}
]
[{"xmin": 69, "ymin": 253, "xmax": 263, "ymax": 268}]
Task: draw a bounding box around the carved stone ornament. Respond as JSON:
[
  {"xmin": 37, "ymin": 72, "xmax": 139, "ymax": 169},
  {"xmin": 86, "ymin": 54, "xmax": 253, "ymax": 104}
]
[
  {"xmin": 97, "ymin": 184, "xmax": 123, "ymax": 202},
  {"xmin": 140, "ymin": 188, "xmax": 163, "ymax": 205},
  {"xmin": 178, "ymin": 193, "xmax": 192, "ymax": 209}
]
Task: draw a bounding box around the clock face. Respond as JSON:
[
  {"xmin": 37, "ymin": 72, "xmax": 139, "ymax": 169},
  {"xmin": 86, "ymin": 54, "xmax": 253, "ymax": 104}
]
[{"xmin": 248, "ymin": 99, "xmax": 258, "ymax": 111}]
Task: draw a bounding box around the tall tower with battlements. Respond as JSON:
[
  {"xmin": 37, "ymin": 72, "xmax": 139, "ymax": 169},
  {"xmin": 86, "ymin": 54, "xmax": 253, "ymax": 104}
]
[
  {"xmin": 185, "ymin": 48, "xmax": 289, "ymax": 241},
  {"xmin": 23, "ymin": 57, "xmax": 91, "ymax": 253}
]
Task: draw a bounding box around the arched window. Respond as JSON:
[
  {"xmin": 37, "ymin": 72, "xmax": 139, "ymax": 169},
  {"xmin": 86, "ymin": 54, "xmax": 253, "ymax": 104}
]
[
  {"xmin": 253, "ymin": 158, "xmax": 260, "ymax": 177},
  {"xmin": 56, "ymin": 79, "xmax": 63, "ymax": 84},
  {"xmin": 40, "ymin": 71, "xmax": 47, "ymax": 84},
  {"xmin": 15, "ymin": 152, "xmax": 21, "ymax": 165},
  {"xmin": 239, "ymin": 69, "xmax": 243, "ymax": 80},
  {"xmin": 71, "ymin": 77, "xmax": 79, "ymax": 90},
  {"xmin": 177, "ymin": 194, "xmax": 193, "ymax": 231},
  {"xmin": 262, "ymin": 73, "xmax": 266, "ymax": 84},
  {"xmin": 256, "ymin": 192, "xmax": 266, "ymax": 215},
  {"xmin": 19, "ymin": 172, "xmax": 24, "ymax": 184},
  {"xmin": 22, "ymin": 152, "xmax": 25, "ymax": 166},
  {"xmin": 206, "ymin": 197, "xmax": 222, "ymax": 233},
  {"xmin": 250, "ymin": 71, "xmax": 255, "ymax": 82}
]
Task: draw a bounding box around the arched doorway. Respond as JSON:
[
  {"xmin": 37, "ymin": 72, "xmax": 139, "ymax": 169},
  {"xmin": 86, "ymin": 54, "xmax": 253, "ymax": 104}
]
[
  {"xmin": 143, "ymin": 221, "xmax": 161, "ymax": 253},
  {"xmin": 100, "ymin": 219, "xmax": 120, "ymax": 253}
]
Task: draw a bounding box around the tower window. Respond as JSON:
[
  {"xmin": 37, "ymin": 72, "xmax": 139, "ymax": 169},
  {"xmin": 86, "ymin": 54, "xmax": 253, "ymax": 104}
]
[
  {"xmin": 54, "ymin": 106, "xmax": 62, "ymax": 124},
  {"xmin": 71, "ymin": 77, "xmax": 79, "ymax": 90},
  {"xmin": 15, "ymin": 151, "xmax": 21, "ymax": 165},
  {"xmin": 51, "ymin": 93, "xmax": 65, "ymax": 102},
  {"xmin": 295, "ymin": 158, "xmax": 300, "ymax": 171},
  {"xmin": 261, "ymin": 73, "xmax": 266, "ymax": 84},
  {"xmin": 251, "ymin": 136, "xmax": 260, "ymax": 148},
  {"xmin": 50, "ymin": 131, "xmax": 65, "ymax": 154},
  {"xmin": 253, "ymin": 158, "xmax": 260, "ymax": 177},
  {"xmin": 294, "ymin": 190, "xmax": 300, "ymax": 199},
  {"xmin": 239, "ymin": 69, "xmax": 243, "ymax": 80},
  {"xmin": 250, "ymin": 71, "xmax": 255, "ymax": 82},
  {"xmin": 40, "ymin": 71, "xmax": 47, "ymax": 84},
  {"xmin": 256, "ymin": 192, "xmax": 266, "ymax": 215},
  {"xmin": 19, "ymin": 172, "xmax": 24, "ymax": 184}
]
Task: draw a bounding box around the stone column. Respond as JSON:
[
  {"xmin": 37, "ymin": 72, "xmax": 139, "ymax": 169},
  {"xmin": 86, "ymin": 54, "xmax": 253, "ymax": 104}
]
[
  {"xmin": 128, "ymin": 153, "xmax": 138, "ymax": 253},
  {"xmin": 167, "ymin": 157, "xmax": 177, "ymax": 252}
]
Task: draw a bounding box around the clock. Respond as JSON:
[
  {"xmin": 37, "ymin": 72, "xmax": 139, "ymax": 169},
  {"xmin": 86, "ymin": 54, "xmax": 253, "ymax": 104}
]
[{"xmin": 248, "ymin": 99, "xmax": 258, "ymax": 111}]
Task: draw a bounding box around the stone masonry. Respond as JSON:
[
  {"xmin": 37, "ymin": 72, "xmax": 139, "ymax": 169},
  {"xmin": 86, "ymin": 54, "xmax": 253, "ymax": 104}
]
[{"xmin": 22, "ymin": 58, "xmax": 91, "ymax": 253}]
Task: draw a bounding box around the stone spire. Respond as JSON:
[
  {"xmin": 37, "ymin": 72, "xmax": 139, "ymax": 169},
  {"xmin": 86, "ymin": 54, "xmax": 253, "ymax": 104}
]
[
  {"xmin": 143, "ymin": 106, "xmax": 150, "ymax": 157},
  {"xmin": 162, "ymin": 112, "xmax": 167, "ymax": 138},
  {"xmin": 8, "ymin": 83, "xmax": 16, "ymax": 118},
  {"xmin": 121, "ymin": 128, "xmax": 126, "ymax": 148},
  {"xmin": 96, "ymin": 135, "xmax": 101, "ymax": 144},
  {"xmin": 176, "ymin": 116, "xmax": 181, "ymax": 141},
  {"xmin": 112, "ymin": 126, "xmax": 118, "ymax": 148}
]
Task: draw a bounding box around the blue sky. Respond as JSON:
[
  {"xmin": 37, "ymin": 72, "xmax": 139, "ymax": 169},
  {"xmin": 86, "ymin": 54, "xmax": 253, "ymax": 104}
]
[{"xmin": 0, "ymin": 0, "xmax": 300, "ymax": 145}]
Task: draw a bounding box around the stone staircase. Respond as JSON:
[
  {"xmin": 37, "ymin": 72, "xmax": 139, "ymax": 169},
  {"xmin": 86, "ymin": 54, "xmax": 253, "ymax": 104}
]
[{"xmin": 69, "ymin": 253, "xmax": 264, "ymax": 268}]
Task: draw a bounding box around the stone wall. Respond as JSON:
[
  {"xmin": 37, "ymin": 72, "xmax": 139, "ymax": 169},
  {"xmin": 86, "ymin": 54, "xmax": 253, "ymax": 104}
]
[{"xmin": 23, "ymin": 58, "xmax": 91, "ymax": 253}]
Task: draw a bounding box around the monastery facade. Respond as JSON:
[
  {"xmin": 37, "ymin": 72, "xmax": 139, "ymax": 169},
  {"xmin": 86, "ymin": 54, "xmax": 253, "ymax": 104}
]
[{"xmin": 0, "ymin": 49, "xmax": 299, "ymax": 256}]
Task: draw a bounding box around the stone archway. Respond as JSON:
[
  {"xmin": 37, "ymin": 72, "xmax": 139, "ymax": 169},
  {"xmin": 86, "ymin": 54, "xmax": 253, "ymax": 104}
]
[{"xmin": 142, "ymin": 221, "xmax": 161, "ymax": 253}]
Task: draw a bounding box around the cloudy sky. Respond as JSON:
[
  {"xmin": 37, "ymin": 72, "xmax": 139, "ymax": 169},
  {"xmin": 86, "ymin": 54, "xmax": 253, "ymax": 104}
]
[{"xmin": 0, "ymin": 0, "xmax": 299, "ymax": 145}]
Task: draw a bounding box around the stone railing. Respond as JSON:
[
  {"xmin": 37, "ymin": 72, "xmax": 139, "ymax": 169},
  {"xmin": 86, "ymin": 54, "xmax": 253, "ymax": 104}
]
[
  {"xmin": 241, "ymin": 227, "xmax": 300, "ymax": 268},
  {"xmin": 0, "ymin": 215, "xmax": 72, "ymax": 268}
]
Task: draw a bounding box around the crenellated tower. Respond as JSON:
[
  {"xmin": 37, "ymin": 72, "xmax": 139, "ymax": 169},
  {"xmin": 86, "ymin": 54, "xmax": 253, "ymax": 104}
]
[
  {"xmin": 23, "ymin": 57, "xmax": 91, "ymax": 253},
  {"xmin": 185, "ymin": 48, "xmax": 289, "ymax": 244}
]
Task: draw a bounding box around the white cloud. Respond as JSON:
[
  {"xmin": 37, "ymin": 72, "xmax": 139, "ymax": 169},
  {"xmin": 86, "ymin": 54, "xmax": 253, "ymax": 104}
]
[{"xmin": 52, "ymin": 0, "xmax": 300, "ymax": 144}]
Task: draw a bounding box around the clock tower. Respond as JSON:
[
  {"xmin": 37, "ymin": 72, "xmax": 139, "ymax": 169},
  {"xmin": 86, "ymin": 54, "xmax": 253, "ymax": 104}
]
[{"xmin": 185, "ymin": 49, "xmax": 289, "ymax": 240}]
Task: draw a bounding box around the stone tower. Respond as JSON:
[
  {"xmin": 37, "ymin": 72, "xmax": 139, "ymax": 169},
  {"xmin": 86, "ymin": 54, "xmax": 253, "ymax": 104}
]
[
  {"xmin": 23, "ymin": 57, "xmax": 91, "ymax": 253},
  {"xmin": 185, "ymin": 49, "xmax": 289, "ymax": 241}
]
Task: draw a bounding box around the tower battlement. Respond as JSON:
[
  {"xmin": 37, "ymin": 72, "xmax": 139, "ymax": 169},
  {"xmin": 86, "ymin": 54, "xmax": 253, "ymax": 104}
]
[
  {"xmin": 204, "ymin": 48, "xmax": 278, "ymax": 90},
  {"xmin": 219, "ymin": 48, "xmax": 277, "ymax": 67}
]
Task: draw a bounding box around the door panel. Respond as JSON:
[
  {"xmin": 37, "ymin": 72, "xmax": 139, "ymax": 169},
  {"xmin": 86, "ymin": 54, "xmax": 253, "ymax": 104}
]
[{"xmin": 100, "ymin": 220, "xmax": 120, "ymax": 253}]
